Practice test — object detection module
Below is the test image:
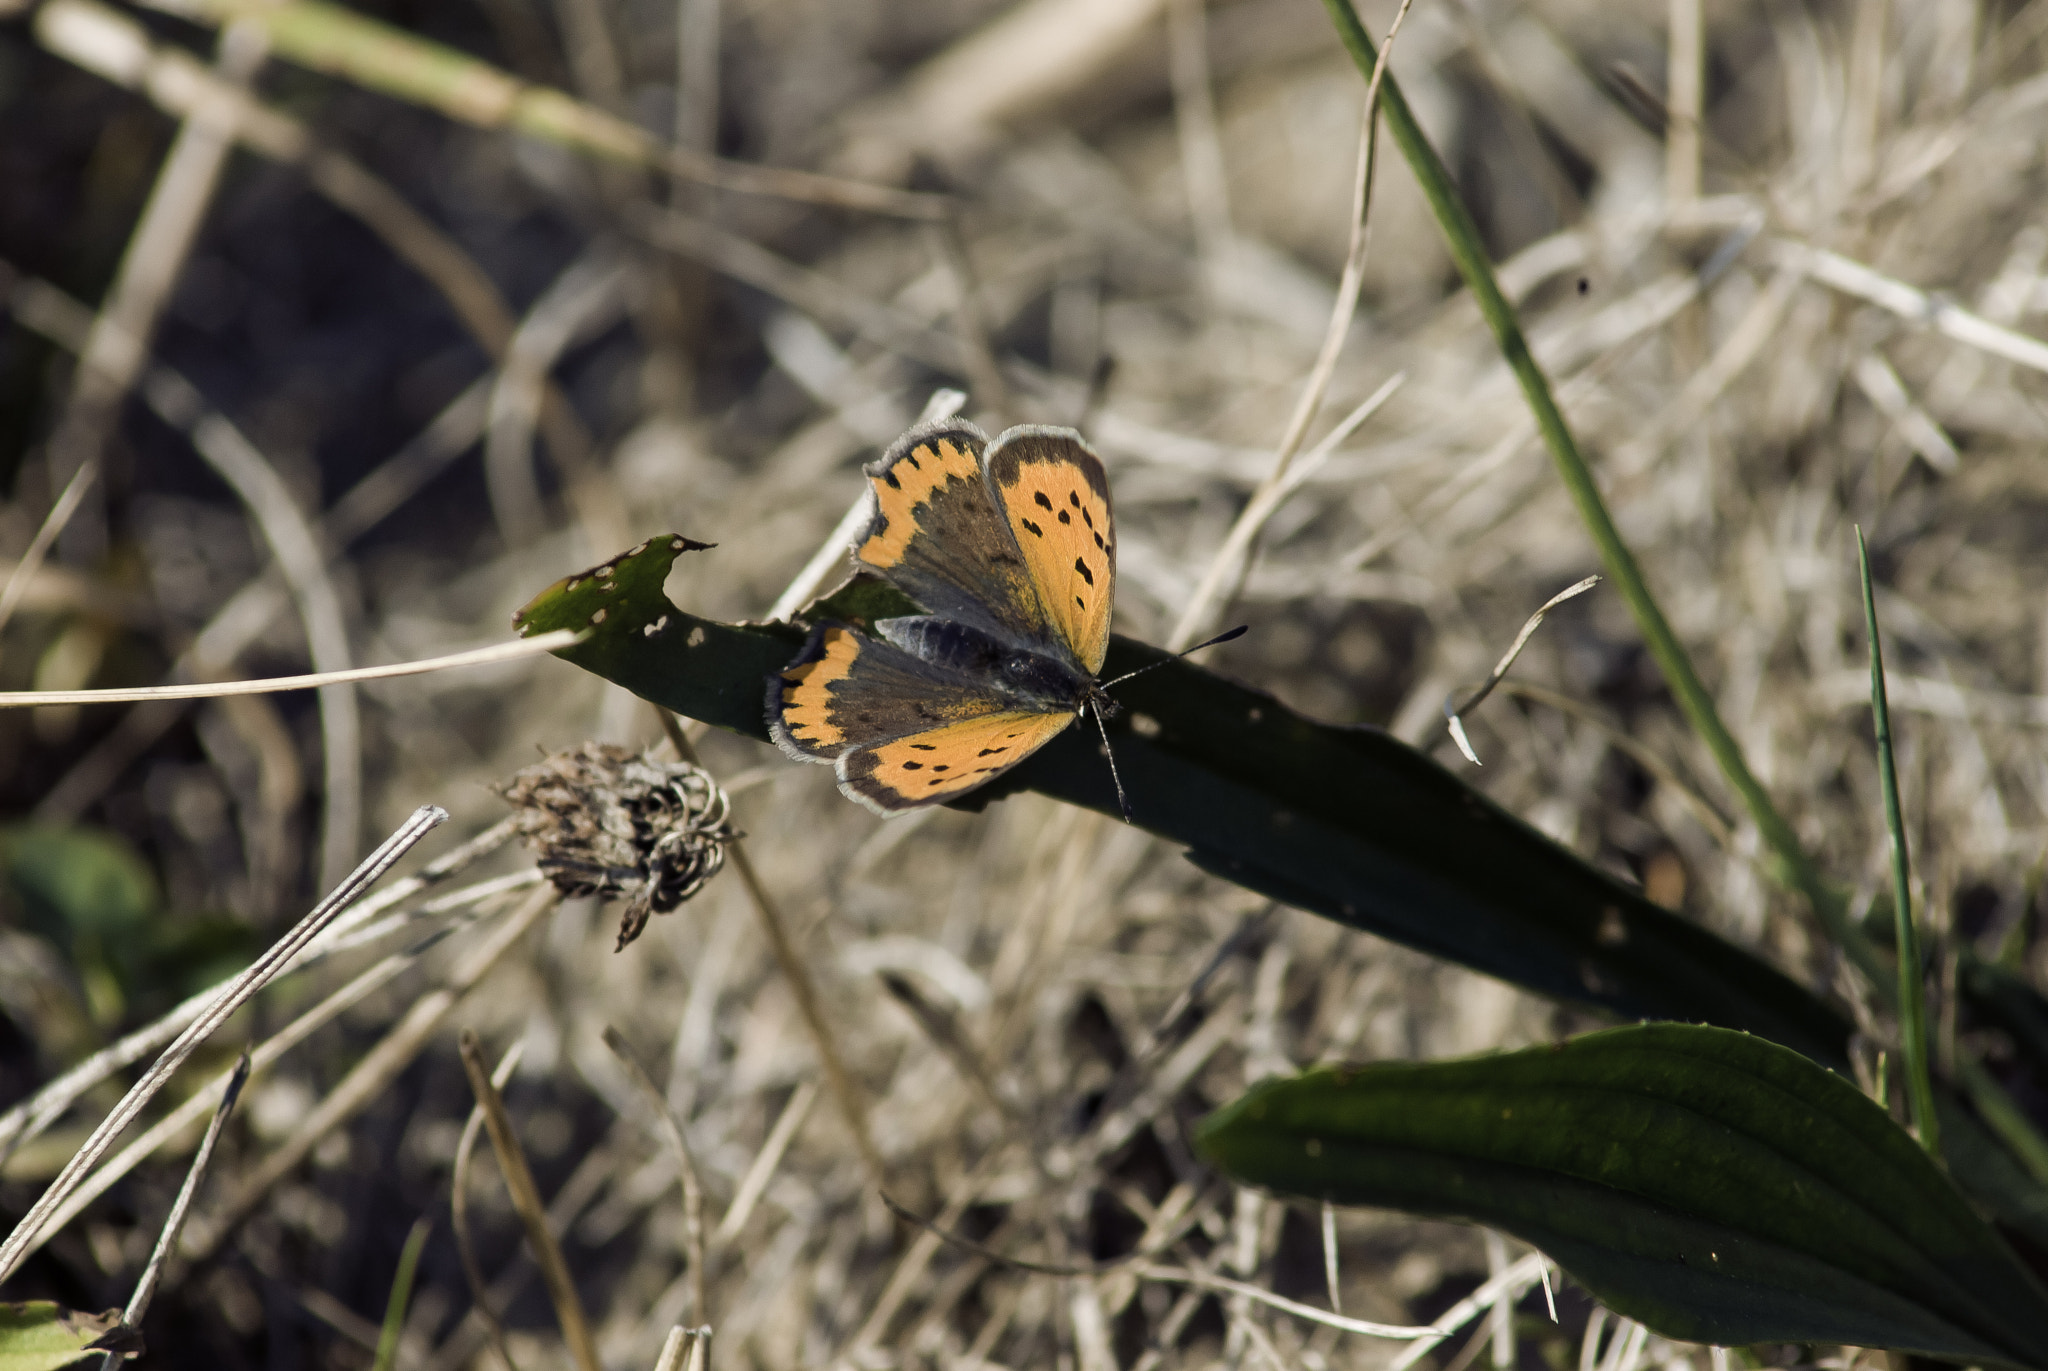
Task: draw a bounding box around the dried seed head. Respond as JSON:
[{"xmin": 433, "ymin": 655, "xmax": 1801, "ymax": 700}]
[{"xmin": 497, "ymin": 742, "xmax": 737, "ymax": 950}]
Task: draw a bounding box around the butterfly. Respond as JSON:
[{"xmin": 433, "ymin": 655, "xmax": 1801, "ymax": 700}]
[{"xmin": 767, "ymin": 419, "xmax": 1122, "ymax": 816}]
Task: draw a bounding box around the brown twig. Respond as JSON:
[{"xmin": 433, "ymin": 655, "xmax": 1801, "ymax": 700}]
[
  {"xmin": 452, "ymin": 1041, "xmax": 527, "ymax": 1371},
  {"xmin": 458, "ymin": 1026, "xmax": 604, "ymax": 1371},
  {"xmin": 654, "ymin": 708, "xmax": 885, "ymax": 1185},
  {"xmin": 600, "ymin": 1025, "xmax": 710, "ymax": 1331}
]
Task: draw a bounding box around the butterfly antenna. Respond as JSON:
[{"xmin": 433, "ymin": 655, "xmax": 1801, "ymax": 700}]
[
  {"xmin": 1090, "ymin": 697, "xmax": 1134, "ymax": 824},
  {"xmin": 1099, "ymin": 624, "xmax": 1249, "ymax": 691}
]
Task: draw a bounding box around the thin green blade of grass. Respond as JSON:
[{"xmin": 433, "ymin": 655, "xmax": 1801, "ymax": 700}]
[
  {"xmin": 1317, "ymin": 0, "xmax": 2048, "ymax": 1230},
  {"xmin": 1858, "ymin": 527, "xmax": 1939, "ymax": 1157},
  {"xmin": 1313, "ymin": 0, "xmax": 1873, "ymax": 982},
  {"xmin": 370, "ymin": 1216, "xmax": 432, "ymax": 1371}
]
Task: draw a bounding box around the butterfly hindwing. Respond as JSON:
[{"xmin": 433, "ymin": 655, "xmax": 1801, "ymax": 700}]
[
  {"xmin": 854, "ymin": 421, "xmax": 1048, "ymax": 650},
  {"xmin": 769, "ymin": 623, "xmax": 1009, "ymax": 761},
  {"xmin": 983, "ymin": 426, "xmax": 1115, "ymax": 674},
  {"xmin": 770, "ymin": 624, "xmax": 1078, "ymax": 812},
  {"xmin": 838, "ymin": 711, "xmax": 1074, "ymax": 813}
]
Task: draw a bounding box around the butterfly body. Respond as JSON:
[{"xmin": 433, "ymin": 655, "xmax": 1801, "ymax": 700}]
[{"xmin": 768, "ymin": 420, "xmax": 1116, "ymax": 816}]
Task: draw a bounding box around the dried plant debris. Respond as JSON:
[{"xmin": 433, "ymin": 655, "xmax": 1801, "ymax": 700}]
[
  {"xmin": 9, "ymin": 0, "xmax": 2048, "ymax": 1364},
  {"xmin": 498, "ymin": 743, "xmax": 735, "ymax": 949}
]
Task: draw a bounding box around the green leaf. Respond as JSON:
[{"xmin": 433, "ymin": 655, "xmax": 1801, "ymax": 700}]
[
  {"xmin": 1196, "ymin": 1024, "xmax": 2048, "ymax": 1365},
  {"xmin": 512, "ymin": 537, "xmax": 1850, "ymax": 1062},
  {"xmin": 0, "ymin": 826, "xmax": 157, "ymax": 943},
  {"xmin": 0, "ymin": 1303, "xmax": 140, "ymax": 1370},
  {"xmin": 510, "ymin": 541, "xmax": 2048, "ymax": 1239}
]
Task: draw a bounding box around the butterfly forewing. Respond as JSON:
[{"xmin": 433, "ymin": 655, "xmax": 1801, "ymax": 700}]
[
  {"xmin": 983, "ymin": 428, "xmax": 1116, "ymax": 675},
  {"xmin": 853, "ymin": 421, "xmax": 1047, "ymax": 650}
]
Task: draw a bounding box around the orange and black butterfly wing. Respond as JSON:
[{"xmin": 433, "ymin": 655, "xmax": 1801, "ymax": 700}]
[
  {"xmin": 852, "ymin": 421, "xmax": 1053, "ymax": 651},
  {"xmin": 768, "ymin": 623, "xmax": 1073, "ymax": 814},
  {"xmin": 983, "ymin": 426, "xmax": 1115, "ymax": 675},
  {"xmin": 837, "ymin": 711, "xmax": 1072, "ymax": 813}
]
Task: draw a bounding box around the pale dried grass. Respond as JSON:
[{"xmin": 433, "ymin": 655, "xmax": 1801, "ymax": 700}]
[{"xmin": 4, "ymin": 0, "xmax": 2047, "ymax": 1367}]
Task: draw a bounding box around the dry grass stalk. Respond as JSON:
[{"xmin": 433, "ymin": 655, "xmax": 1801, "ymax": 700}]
[{"xmin": 458, "ymin": 1026, "xmax": 603, "ymax": 1371}]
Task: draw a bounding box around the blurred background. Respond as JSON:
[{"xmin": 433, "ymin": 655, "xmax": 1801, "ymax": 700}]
[{"xmin": 3, "ymin": 0, "xmax": 2048, "ymax": 1365}]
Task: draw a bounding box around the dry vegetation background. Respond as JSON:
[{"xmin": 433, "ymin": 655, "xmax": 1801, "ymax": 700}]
[{"xmin": 2, "ymin": 0, "xmax": 2047, "ymax": 1366}]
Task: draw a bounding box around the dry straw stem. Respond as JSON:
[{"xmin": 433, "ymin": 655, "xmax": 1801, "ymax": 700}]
[
  {"xmin": 452, "ymin": 1040, "xmax": 527, "ymax": 1371},
  {"xmin": 1491, "ymin": 681, "xmax": 1734, "ymax": 850},
  {"xmin": 1168, "ymin": 0, "xmax": 1414, "ymax": 651},
  {"xmin": 485, "ymin": 248, "xmax": 633, "ymax": 547},
  {"xmin": 141, "ymin": 369, "xmax": 364, "ymax": 890},
  {"xmin": 459, "ymin": 1027, "xmax": 604, "ymax": 1371},
  {"xmin": 15, "ymin": 874, "xmax": 534, "ymax": 1269},
  {"xmin": 710, "ymin": 1078, "xmax": 815, "ymax": 1244},
  {"xmin": 0, "ymin": 18, "xmax": 264, "ymax": 647},
  {"xmin": 1444, "ymin": 575, "xmax": 1602, "ymax": 765},
  {"xmin": 0, "ymin": 631, "xmax": 581, "ymax": 706},
  {"xmin": 837, "ymin": 0, "xmax": 1171, "ymax": 173},
  {"xmin": 180, "ymin": 881, "xmax": 560, "ymax": 1267},
  {"xmin": 654, "ymin": 1326, "xmax": 710, "ymax": 1371},
  {"xmin": 104, "ymin": 0, "xmax": 945, "ymax": 218},
  {"xmin": 0, "ymin": 815, "xmax": 519, "ymax": 1167},
  {"xmin": 656, "ymin": 710, "xmax": 884, "ymax": 1186},
  {"xmin": 0, "ymin": 873, "xmax": 531, "ymax": 1225},
  {"xmin": 32, "ymin": 0, "xmax": 610, "ymax": 506},
  {"xmin": 1320, "ymin": 0, "xmax": 1860, "ymax": 968},
  {"xmin": 600, "ymin": 1025, "xmax": 709, "ymax": 1333},
  {"xmin": 630, "ymin": 208, "xmax": 965, "ymax": 373},
  {"xmin": 888, "ymin": 1190, "xmax": 1549, "ymax": 1347},
  {"xmin": 0, "ymin": 804, "xmax": 446, "ymax": 1284},
  {"xmin": 95, "ymin": 1050, "xmax": 251, "ymax": 1371}
]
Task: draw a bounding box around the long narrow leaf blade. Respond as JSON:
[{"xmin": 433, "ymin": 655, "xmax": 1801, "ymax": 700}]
[
  {"xmin": 511, "ymin": 540, "xmax": 2048, "ymax": 1241},
  {"xmin": 513, "ymin": 537, "xmax": 1848, "ymax": 1058}
]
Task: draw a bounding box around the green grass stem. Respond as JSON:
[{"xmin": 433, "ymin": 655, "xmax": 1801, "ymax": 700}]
[
  {"xmin": 371, "ymin": 1217, "xmax": 432, "ymax": 1371},
  {"xmin": 1858, "ymin": 528, "xmax": 1939, "ymax": 1155},
  {"xmin": 1315, "ymin": 0, "xmax": 1882, "ymax": 986}
]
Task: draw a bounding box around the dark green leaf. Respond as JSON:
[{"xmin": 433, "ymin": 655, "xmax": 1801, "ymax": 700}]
[
  {"xmin": 0, "ymin": 826, "xmax": 157, "ymax": 942},
  {"xmin": 513, "ymin": 537, "xmax": 1848, "ymax": 1059},
  {"xmin": 1964, "ymin": 955, "xmax": 2048, "ymax": 1087},
  {"xmin": 1196, "ymin": 1023, "xmax": 2048, "ymax": 1365},
  {"xmin": 510, "ymin": 539, "xmax": 2048, "ymax": 1236}
]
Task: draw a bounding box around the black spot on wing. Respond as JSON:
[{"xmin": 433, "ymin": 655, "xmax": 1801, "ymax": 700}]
[
  {"xmin": 1074, "ymin": 557, "xmax": 1094, "ymax": 586},
  {"xmin": 1068, "ymin": 490, "xmax": 1080, "ymax": 507},
  {"xmin": 882, "ymin": 471, "xmax": 901, "ymax": 489},
  {"xmin": 902, "ymin": 761, "xmax": 923, "ymax": 770},
  {"xmin": 1034, "ymin": 491, "xmax": 1054, "ymax": 510},
  {"xmin": 1058, "ymin": 510, "xmax": 1071, "ymax": 524},
  {"xmin": 1021, "ymin": 518, "xmax": 1044, "ymax": 538}
]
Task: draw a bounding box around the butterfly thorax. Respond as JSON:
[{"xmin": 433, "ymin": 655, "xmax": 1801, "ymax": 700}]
[{"xmin": 877, "ymin": 614, "xmax": 1096, "ymax": 714}]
